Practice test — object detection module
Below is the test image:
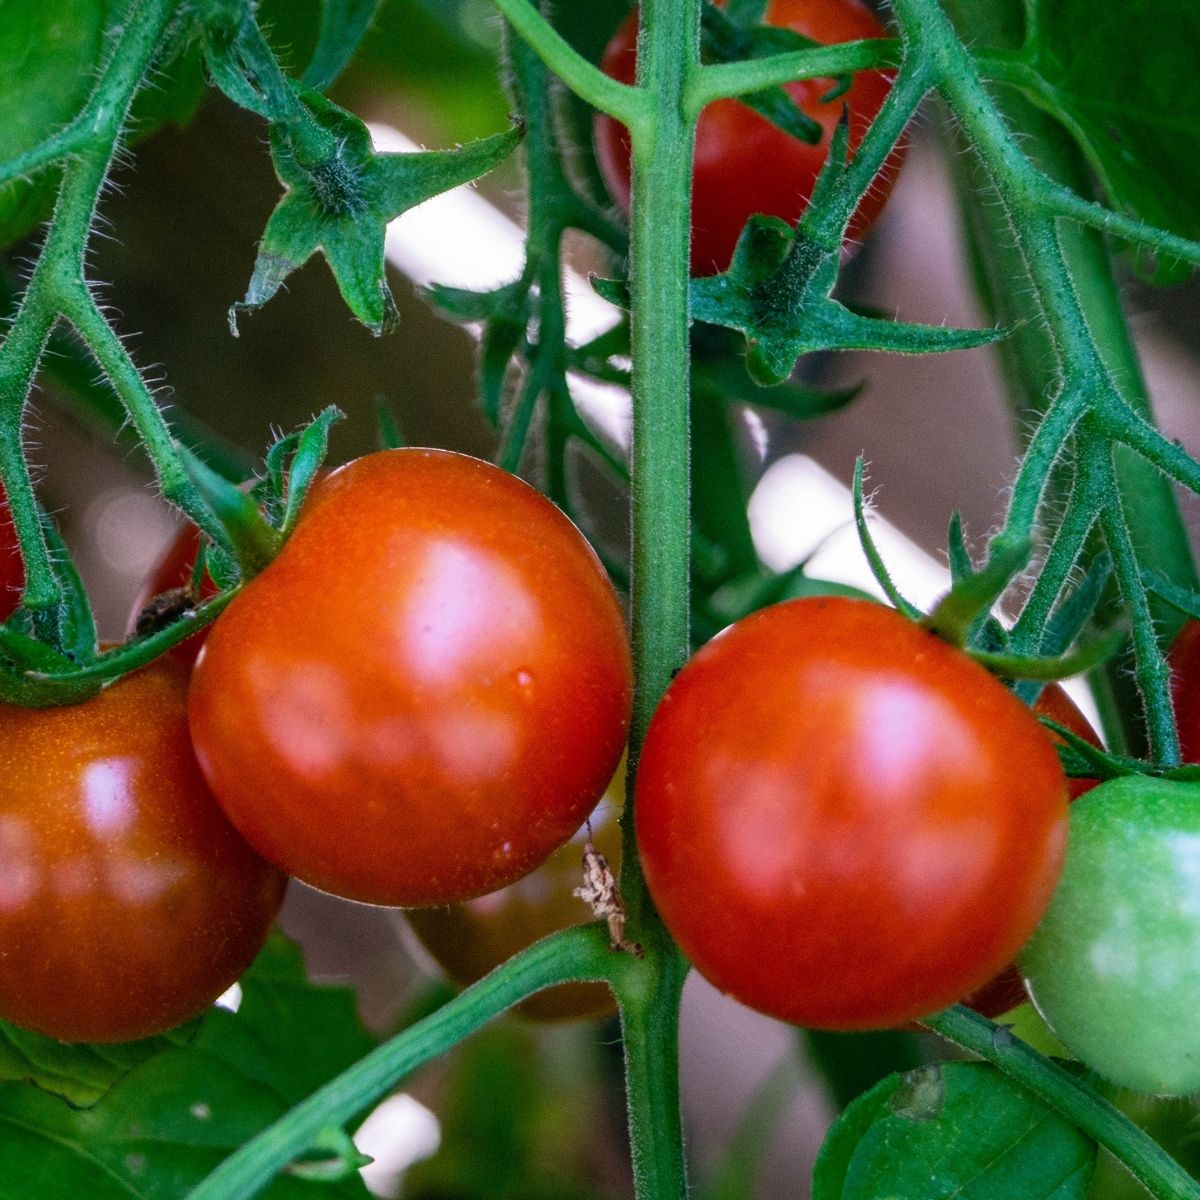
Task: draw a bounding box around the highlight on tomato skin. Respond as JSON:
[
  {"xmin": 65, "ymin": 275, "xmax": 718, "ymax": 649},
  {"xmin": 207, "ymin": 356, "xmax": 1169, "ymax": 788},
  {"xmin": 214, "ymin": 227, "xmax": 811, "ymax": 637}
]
[
  {"xmin": 0, "ymin": 484, "xmax": 22, "ymax": 622},
  {"xmin": 593, "ymin": 0, "xmax": 906, "ymax": 276},
  {"xmin": 0, "ymin": 657, "xmax": 287, "ymax": 1044},
  {"xmin": 962, "ymin": 682, "xmax": 1101, "ymax": 1019},
  {"xmin": 634, "ymin": 595, "xmax": 1070, "ymax": 1031},
  {"xmin": 403, "ymin": 773, "xmax": 624, "ymax": 1022},
  {"xmin": 188, "ymin": 448, "xmax": 634, "ymax": 909}
]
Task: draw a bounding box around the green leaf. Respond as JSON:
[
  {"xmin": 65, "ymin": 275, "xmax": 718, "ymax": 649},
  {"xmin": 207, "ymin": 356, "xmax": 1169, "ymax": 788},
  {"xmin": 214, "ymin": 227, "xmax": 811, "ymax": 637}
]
[
  {"xmin": 0, "ymin": 0, "xmax": 106, "ymax": 249},
  {"xmin": 233, "ymin": 89, "xmax": 523, "ymax": 335},
  {"xmin": 813, "ymin": 1062, "xmax": 1096, "ymax": 1199},
  {"xmin": 0, "ymin": 932, "xmax": 377, "ymax": 1200},
  {"xmin": 302, "ymin": 0, "xmax": 382, "ymax": 91},
  {"xmin": 0, "ymin": 1019, "xmax": 197, "ymax": 1110},
  {"xmin": 691, "ymin": 220, "xmax": 1005, "ymax": 385},
  {"xmin": 0, "ymin": 0, "xmax": 205, "ymax": 251},
  {"xmin": 1025, "ymin": 0, "xmax": 1200, "ymax": 281},
  {"xmin": 923, "ymin": 537, "xmax": 1030, "ymax": 647}
]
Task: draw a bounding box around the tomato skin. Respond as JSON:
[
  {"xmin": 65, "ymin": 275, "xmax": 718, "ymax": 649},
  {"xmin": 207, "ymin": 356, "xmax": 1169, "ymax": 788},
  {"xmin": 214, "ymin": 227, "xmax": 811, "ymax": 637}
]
[
  {"xmin": 0, "ymin": 484, "xmax": 22, "ymax": 622},
  {"xmin": 404, "ymin": 775, "xmax": 623, "ymax": 1021},
  {"xmin": 0, "ymin": 659, "xmax": 286, "ymax": 1043},
  {"xmin": 635, "ymin": 597, "xmax": 1069, "ymax": 1030},
  {"xmin": 130, "ymin": 525, "xmax": 220, "ymax": 666},
  {"xmin": 1022, "ymin": 776, "xmax": 1200, "ymax": 1095},
  {"xmin": 1169, "ymin": 619, "xmax": 1200, "ymax": 763},
  {"xmin": 963, "ymin": 683, "xmax": 1100, "ymax": 1019},
  {"xmin": 594, "ymin": 0, "xmax": 905, "ymax": 276},
  {"xmin": 188, "ymin": 449, "xmax": 633, "ymax": 908}
]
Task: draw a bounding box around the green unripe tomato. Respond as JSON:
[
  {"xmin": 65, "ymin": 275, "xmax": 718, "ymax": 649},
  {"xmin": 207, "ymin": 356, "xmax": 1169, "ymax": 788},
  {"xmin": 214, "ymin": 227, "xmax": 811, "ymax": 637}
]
[{"xmin": 1021, "ymin": 775, "xmax": 1200, "ymax": 1095}]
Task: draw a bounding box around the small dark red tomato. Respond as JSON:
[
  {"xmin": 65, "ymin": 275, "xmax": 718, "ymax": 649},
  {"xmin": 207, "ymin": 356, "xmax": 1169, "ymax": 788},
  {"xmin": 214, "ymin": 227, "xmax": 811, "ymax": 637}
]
[
  {"xmin": 0, "ymin": 659, "xmax": 287, "ymax": 1043},
  {"xmin": 1170, "ymin": 620, "xmax": 1200, "ymax": 764},
  {"xmin": 594, "ymin": 0, "xmax": 905, "ymax": 276},
  {"xmin": 635, "ymin": 597, "xmax": 1069, "ymax": 1030},
  {"xmin": 129, "ymin": 526, "xmax": 220, "ymax": 666},
  {"xmin": 963, "ymin": 683, "xmax": 1100, "ymax": 1019},
  {"xmin": 0, "ymin": 484, "xmax": 23, "ymax": 622},
  {"xmin": 189, "ymin": 449, "xmax": 634, "ymax": 908},
  {"xmin": 404, "ymin": 777, "xmax": 623, "ymax": 1022}
]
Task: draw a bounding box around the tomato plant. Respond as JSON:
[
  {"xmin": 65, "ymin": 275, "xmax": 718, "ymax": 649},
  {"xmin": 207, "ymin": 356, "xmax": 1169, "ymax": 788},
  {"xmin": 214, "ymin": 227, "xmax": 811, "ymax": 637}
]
[
  {"xmin": 0, "ymin": 658, "xmax": 286, "ymax": 1043},
  {"xmin": 404, "ymin": 770, "xmax": 623, "ymax": 1021},
  {"xmin": 2, "ymin": 0, "xmax": 1200, "ymax": 1198},
  {"xmin": 1021, "ymin": 776, "xmax": 1200, "ymax": 1096},
  {"xmin": 635, "ymin": 596, "xmax": 1069, "ymax": 1029},
  {"xmin": 188, "ymin": 449, "xmax": 633, "ymax": 907},
  {"xmin": 593, "ymin": 0, "xmax": 904, "ymax": 275}
]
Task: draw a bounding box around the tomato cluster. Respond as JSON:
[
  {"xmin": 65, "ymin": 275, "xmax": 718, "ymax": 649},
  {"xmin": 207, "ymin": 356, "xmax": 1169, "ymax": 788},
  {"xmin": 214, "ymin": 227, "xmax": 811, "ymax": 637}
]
[{"xmin": 594, "ymin": 0, "xmax": 905, "ymax": 275}]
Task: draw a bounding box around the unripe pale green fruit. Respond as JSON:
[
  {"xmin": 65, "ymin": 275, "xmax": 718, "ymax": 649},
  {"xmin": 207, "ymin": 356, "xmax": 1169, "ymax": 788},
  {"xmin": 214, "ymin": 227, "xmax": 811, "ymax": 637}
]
[{"xmin": 1022, "ymin": 775, "xmax": 1200, "ymax": 1095}]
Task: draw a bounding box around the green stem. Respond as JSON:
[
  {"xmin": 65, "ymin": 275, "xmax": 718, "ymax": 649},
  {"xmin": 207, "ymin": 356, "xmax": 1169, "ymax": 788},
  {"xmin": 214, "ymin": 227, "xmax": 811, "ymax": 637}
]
[
  {"xmin": 0, "ymin": 0, "xmax": 178, "ymax": 643},
  {"xmin": 186, "ymin": 926, "xmax": 615, "ymax": 1200},
  {"xmin": 685, "ymin": 38, "xmax": 898, "ymax": 112},
  {"xmin": 618, "ymin": 1, "xmax": 702, "ymax": 1195},
  {"xmin": 1088, "ymin": 439, "xmax": 1180, "ymax": 767},
  {"xmin": 1008, "ymin": 455, "xmax": 1102, "ymax": 654},
  {"xmin": 489, "ymin": 0, "xmax": 646, "ymax": 124},
  {"xmin": 615, "ymin": 945, "xmax": 691, "ymax": 1200},
  {"xmin": 924, "ymin": 1006, "xmax": 1200, "ymax": 1200},
  {"xmin": 60, "ymin": 287, "xmax": 216, "ymax": 536}
]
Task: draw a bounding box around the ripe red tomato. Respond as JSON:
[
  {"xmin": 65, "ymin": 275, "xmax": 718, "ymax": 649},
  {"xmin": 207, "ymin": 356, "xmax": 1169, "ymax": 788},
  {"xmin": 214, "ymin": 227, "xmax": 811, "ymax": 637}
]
[
  {"xmin": 404, "ymin": 770, "xmax": 624, "ymax": 1021},
  {"xmin": 963, "ymin": 683, "xmax": 1100, "ymax": 1019},
  {"xmin": 594, "ymin": 0, "xmax": 905, "ymax": 276},
  {"xmin": 130, "ymin": 525, "xmax": 220, "ymax": 666},
  {"xmin": 0, "ymin": 658, "xmax": 286, "ymax": 1043},
  {"xmin": 635, "ymin": 597, "xmax": 1069, "ymax": 1030},
  {"xmin": 188, "ymin": 449, "xmax": 633, "ymax": 908},
  {"xmin": 0, "ymin": 484, "xmax": 22, "ymax": 622},
  {"xmin": 1170, "ymin": 619, "xmax": 1200, "ymax": 763}
]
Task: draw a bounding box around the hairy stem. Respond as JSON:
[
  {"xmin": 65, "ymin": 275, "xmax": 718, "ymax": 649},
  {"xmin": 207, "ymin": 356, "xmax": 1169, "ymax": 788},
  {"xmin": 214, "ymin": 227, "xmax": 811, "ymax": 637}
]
[
  {"xmin": 924, "ymin": 1007, "xmax": 1200, "ymax": 1200},
  {"xmin": 186, "ymin": 927, "xmax": 616, "ymax": 1200}
]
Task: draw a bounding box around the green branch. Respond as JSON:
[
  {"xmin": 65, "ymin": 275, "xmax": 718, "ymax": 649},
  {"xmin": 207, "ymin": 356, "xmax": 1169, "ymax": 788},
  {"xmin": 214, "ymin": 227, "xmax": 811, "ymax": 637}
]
[
  {"xmin": 186, "ymin": 926, "xmax": 617, "ymax": 1200},
  {"xmin": 924, "ymin": 1007, "xmax": 1200, "ymax": 1200},
  {"xmin": 685, "ymin": 37, "xmax": 899, "ymax": 113},
  {"xmin": 489, "ymin": 0, "xmax": 646, "ymax": 125}
]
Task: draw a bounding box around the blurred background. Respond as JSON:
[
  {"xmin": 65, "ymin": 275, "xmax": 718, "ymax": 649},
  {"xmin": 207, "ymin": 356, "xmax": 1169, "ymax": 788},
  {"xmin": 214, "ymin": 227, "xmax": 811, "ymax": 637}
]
[{"xmin": 6, "ymin": 0, "xmax": 1200, "ymax": 1195}]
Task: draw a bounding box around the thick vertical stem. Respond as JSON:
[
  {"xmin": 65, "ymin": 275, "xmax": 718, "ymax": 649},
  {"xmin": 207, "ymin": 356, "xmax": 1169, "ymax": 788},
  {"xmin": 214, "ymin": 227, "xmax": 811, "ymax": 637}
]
[
  {"xmin": 627, "ymin": 0, "xmax": 698, "ymax": 760},
  {"xmin": 619, "ymin": 3, "xmax": 700, "ymax": 1197}
]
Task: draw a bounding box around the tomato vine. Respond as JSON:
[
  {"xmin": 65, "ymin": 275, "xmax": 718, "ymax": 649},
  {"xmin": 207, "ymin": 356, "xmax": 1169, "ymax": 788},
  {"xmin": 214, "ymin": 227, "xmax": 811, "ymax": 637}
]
[{"xmin": 3, "ymin": 1, "xmax": 1200, "ymax": 1199}]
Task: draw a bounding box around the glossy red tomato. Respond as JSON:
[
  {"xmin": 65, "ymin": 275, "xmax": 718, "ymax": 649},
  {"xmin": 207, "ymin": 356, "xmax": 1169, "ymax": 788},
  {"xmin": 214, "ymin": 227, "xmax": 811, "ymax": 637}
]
[
  {"xmin": 1170, "ymin": 619, "xmax": 1200, "ymax": 764},
  {"xmin": 404, "ymin": 769, "xmax": 624, "ymax": 1021},
  {"xmin": 594, "ymin": 0, "xmax": 905, "ymax": 275},
  {"xmin": 635, "ymin": 597, "xmax": 1069, "ymax": 1030},
  {"xmin": 189, "ymin": 449, "xmax": 633, "ymax": 908},
  {"xmin": 0, "ymin": 484, "xmax": 22, "ymax": 621},
  {"xmin": 130, "ymin": 525, "xmax": 220, "ymax": 666},
  {"xmin": 963, "ymin": 683, "xmax": 1100, "ymax": 1018},
  {"xmin": 0, "ymin": 658, "xmax": 286, "ymax": 1043}
]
